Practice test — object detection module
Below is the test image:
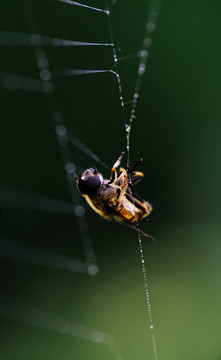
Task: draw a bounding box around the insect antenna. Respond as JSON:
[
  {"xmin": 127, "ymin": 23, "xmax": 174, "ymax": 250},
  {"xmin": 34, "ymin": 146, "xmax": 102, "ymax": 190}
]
[{"xmin": 128, "ymin": 157, "xmax": 143, "ymax": 174}]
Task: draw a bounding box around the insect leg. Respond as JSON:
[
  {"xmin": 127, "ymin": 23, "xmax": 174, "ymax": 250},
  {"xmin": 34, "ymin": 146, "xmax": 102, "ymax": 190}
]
[
  {"xmin": 113, "ymin": 152, "xmax": 125, "ymax": 169},
  {"xmin": 128, "ymin": 222, "xmax": 156, "ymax": 242},
  {"xmin": 127, "ymin": 158, "xmax": 143, "ymax": 190},
  {"xmin": 109, "ymin": 152, "xmax": 125, "ymax": 184},
  {"xmin": 130, "ymin": 171, "xmax": 144, "ymax": 185},
  {"xmin": 114, "ymin": 167, "xmax": 130, "ymax": 204},
  {"xmin": 108, "ymin": 170, "xmax": 128, "ymax": 207}
]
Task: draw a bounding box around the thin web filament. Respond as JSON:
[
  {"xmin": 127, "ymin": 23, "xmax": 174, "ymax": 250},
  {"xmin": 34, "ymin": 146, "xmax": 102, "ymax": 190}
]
[
  {"xmin": 138, "ymin": 232, "xmax": 158, "ymax": 360},
  {"xmin": 1, "ymin": 0, "xmax": 162, "ymax": 358},
  {"xmin": 105, "ymin": 1, "xmax": 161, "ymax": 359},
  {"xmin": 0, "ymin": 293, "xmax": 123, "ymax": 360},
  {"xmin": 22, "ymin": 0, "xmax": 99, "ymax": 275},
  {"xmin": 126, "ymin": 0, "xmax": 162, "ymax": 166},
  {"xmin": 57, "ymin": 0, "xmax": 110, "ymax": 14}
]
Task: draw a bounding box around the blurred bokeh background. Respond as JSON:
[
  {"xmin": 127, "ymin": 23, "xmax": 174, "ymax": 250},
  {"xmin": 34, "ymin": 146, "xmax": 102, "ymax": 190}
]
[{"xmin": 1, "ymin": 0, "xmax": 221, "ymax": 359}]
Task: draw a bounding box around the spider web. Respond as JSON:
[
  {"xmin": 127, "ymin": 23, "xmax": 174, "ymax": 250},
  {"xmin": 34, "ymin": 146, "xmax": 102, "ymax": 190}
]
[{"xmin": 0, "ymin": 0, "xmax": 161, "ymax": 359}]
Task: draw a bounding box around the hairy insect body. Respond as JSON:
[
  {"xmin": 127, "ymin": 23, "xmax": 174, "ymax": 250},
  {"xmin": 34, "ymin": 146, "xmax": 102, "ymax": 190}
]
[
  {"xmin": 76, "ymin": 152, "xmax": 153, "ymax": 239},
  {"xmin": 85, "ymin": 183, "xmax": 151, "ymax": 223},
  {"xmin": 115, "ymin": 195, "xmax": 152, "ymax": 223},
  {"xmin": 85, "ymin": 183, "xmax": 117, "ymax": 219}
]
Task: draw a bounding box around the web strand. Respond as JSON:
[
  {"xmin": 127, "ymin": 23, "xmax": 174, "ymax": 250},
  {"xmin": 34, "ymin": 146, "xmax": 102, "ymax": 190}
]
[
  {"xmin": 0, "ymin": 30, "xmax": 114, "ymax": 47},
  {"xmin": 0, "ymin": 293, "xmax": 123, "ymax": 360},
  {"xmin": 0, "ymin": 70, "xmax": 49, "ymax": 93},
  {"xmin": 55, "ymin": 69, "xmax": 112, "ymax": 76},
  {"xmin": 126, "ymin": 0, "xmax": 162, "ymax": 166},
  {"xmin": 57, "ymin": 0, "xmax": 110, "ymax": 14},
  {"xmin": 0, "ymin": 237, "xmax": 88, "ymax": 274},
  {"xmin": 105, "ymin": 1, "xmax": 127, "ymax": 143},
  {"xmin": 138, "ymin": 232, "xmax": 158, "ymax": 359},
  {"xmin": 0, "ymin": 185, "xmax": 76, "ymax": 215},
  {"xmin": 22, "ymin": 0, "xmax": 99, "ymax": 275},
  {"xmin": 67, "ymin": 129, "xmax": 110, "ymax": 170},
  {"xmin": 54, "ymin": 118, "xmax": 99, "ymax": 275},
  {"xmin": 2, "ymin": 0, "xmax": 161, "ymax": 358},
  {"xmin": 105, "ymin": 1, "xmax": 161, "ymax": 358}
]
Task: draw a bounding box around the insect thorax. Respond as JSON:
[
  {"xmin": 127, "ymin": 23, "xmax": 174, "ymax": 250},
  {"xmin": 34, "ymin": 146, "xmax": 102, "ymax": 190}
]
[{"xmin": 89, "ymin": 183, "xmax": 117, "ymax": 216}]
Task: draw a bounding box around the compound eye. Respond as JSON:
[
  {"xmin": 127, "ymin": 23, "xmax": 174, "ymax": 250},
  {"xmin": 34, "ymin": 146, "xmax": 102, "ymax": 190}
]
[{"xmin": 77, "ymin": 175, "xmax": 101, "ymax": 195}]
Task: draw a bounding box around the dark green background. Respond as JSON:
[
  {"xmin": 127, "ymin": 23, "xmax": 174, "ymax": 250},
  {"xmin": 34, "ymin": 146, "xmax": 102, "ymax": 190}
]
[{"xmin": 1, "ymin": 0, "xmax": 221, "ymax": 359}]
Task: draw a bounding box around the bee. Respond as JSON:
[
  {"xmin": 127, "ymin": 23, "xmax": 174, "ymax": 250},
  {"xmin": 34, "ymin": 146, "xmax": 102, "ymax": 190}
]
[{"xmin": 76, "ymin": 152, "xmax": 154, "ymax": 240}]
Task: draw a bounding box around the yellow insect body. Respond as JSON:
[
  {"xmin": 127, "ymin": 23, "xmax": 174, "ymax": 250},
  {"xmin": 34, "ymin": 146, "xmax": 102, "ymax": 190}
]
[{"xmin": 76, "ymin": 153, "xmax": 153, "ymax": 239}]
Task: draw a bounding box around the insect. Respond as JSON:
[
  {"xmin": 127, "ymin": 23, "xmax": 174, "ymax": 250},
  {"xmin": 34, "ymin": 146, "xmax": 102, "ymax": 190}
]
[{"xmin": 76, "ymin": 152, "xmax": 154, "ymax": 240}]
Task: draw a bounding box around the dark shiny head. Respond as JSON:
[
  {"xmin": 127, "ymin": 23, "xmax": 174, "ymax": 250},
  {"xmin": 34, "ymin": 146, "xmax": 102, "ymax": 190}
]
[{"xmin": 77, "ymin": 167, "xmax": 102, "ymax": 196}]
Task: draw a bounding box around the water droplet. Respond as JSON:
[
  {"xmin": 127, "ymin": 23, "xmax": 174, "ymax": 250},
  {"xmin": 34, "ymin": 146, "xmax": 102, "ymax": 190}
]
[
  {"xmin": 55, "ymin": 124, "xmax": 66, "ymax": 136},
  {"xmin": 125, "ymin": 124, "xmax": 131, "ymax": 133},
  {"xmin": 37, "ymin": 57, "xmax": 49, "ymax": 69},
  {"xmin": 53, "ymin": 38, "xmax": 61, "ymax": 46},
  {"xmin": 148, "ymin": 10, "xmax": 158, "ymax": 21},
  {"xmin": 146, "ymin": 22, "xmax": 156, "ymax": 33},
  {"xmin": 65, "ymin": 162, "xmax": 75, "ymax": 174},
  {"xmin": 138, "ymin": 64, "xmax": 146, "ymax": 74},
  {"xmin": 88, "ymin": 265, "xmax": 99, "ymax": 276},
  {"xmin": 139, "ymin": 50, "xmax": 148, "ymax": 58},
  {"xmin": 40, "ymin": 69, "xmax": 51, "ymax": 81},
  {"xmin": 75, "ymin": 205, "xmax": 85, "ymax": 217},
  {"xmin": 30, "ymin": 34, "xmax": 42, "ymax": 46},
  {"xmin": 143, "ymin": 38, "xmax": 152, "ymax": 47}
]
